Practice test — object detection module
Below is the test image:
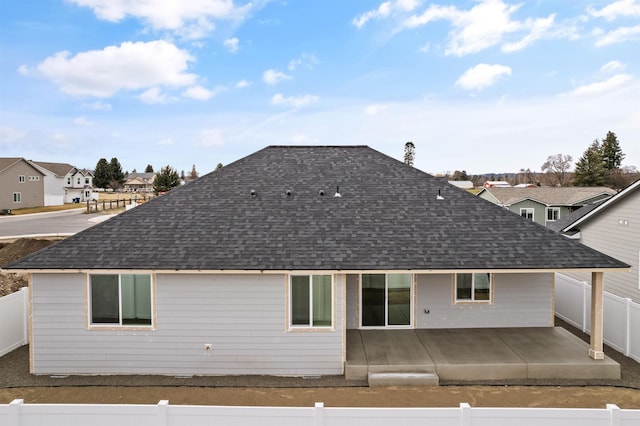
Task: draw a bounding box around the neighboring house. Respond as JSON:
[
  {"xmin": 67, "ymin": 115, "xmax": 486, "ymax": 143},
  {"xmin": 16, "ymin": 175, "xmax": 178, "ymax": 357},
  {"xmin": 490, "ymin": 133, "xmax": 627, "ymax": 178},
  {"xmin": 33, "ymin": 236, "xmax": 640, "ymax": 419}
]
[
  {"xmin": 29, "ymin": 162, "xmax": 96, "ymax": 205},
  {"xmin": 448, "ymin": 180, "xmax": 473, "ymax": 190},
  {"xmin": 477, "ymin": 186, "xmax": 615, "ymax": 227},
  {"xmin": 123, "ymin": 172, "xmax": 155, "ymax": 193},
  {"xmin": 483, "ymin": 181, "xmax": 511, "ymax": 188},
  {"xmin": 550, "ymin": 179, "xmax": 640, "ymax": 303},
  {"xmin": 6, "ymin": 146, "xmax": 628, "ymax": 377},
  {"xmin": 0, "ymin": 158, "xmax": 45, "ymax": 210}
]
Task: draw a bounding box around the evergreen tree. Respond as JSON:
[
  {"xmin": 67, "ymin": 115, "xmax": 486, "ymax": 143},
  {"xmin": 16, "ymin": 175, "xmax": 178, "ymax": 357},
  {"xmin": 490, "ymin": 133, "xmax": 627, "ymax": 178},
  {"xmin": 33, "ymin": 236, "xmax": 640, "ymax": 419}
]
[
  {"xmin": 109, "ymin": 157, "xmax": 126, "ymax": 189},
  {"xmin": 93, "ymin": 158, "xmax": 111, "ymax": 189},
  {"xmin": 190, "ymin": 164, "xmax": 199, "ymax": 180},
  {"xmin": 145, "ymin": 164, "xmax": 154, "ymax": 173},
  {"xmin": 215, "ymin": 163, "xmax": 223, "ymax": 170},
  {"xmin": 601, "ymin": 131, "xmax": 624, "ymax": 171},
  {"xmin": 573, "ymin": 140, "xmax": 606, "ymax": 187},
  {"xmin": 153, "ymin": 165, "xmax": 180, "ymax": 194}
]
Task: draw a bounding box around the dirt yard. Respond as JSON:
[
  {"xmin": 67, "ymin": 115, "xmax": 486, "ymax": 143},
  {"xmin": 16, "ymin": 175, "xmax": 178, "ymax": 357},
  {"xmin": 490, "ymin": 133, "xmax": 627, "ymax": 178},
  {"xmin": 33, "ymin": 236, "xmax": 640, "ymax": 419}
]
[
  {"xmin": 0, "ymin": 238, "xmax": 59, "ymax": 297},
  {"xmin": 1, "ymin": 385, "xmax": 639, "ymax": 408}
]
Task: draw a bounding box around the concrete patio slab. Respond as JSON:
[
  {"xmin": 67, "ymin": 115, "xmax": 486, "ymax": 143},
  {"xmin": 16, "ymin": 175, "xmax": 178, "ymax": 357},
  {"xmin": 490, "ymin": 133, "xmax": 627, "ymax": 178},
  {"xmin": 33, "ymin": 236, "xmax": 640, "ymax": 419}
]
[
  {"xmin": 415, "ymin": 328, "xmax": 528, "ymax": 380},
  {"xmin": 495, "ymin": 327, "xmax": 620, "ymax": 380},
  {"xmin": 346, "ymin": 327, "xmax": 621, "ymax": 384}
]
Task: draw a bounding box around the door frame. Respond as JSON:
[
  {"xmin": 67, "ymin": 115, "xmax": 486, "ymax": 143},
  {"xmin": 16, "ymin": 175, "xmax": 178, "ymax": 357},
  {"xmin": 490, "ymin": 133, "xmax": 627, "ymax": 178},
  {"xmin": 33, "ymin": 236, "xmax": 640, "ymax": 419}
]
[{"xmin": 359, "ymin": 273, "xmax": 414, "ymax": 329}]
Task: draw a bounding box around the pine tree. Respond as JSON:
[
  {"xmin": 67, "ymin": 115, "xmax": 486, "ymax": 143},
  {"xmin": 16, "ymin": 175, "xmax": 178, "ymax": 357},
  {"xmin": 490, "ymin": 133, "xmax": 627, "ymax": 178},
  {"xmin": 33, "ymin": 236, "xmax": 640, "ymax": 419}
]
[
  {"xmin": 404, "ymin": 141, "xmax": 415, "ymax": 166},
  {"xmin": 145, "ymin": 164, "xmax": 154, "ymax": 173},
  {"xmin": 109, "ymin": 157, "xmax": 125, "ymax": 190},
  {"xmin": 153, "ymin": 165, "xmax": 180, "ymax": 194},
  {"xmin": 601, "ymin": 131, "xmax": 625, "ymax": 171},
  {"xmin": 573, "ymin": 140, "xmax": 606, "ymax": 187},
  {"xmin": 93, "ymin": 158, "xmax": 111, "ymax": 189}
]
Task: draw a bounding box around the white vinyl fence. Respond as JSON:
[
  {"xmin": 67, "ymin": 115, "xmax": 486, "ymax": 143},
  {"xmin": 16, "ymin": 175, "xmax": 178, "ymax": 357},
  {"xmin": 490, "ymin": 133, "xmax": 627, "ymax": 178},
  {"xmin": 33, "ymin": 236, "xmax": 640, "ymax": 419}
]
[
  {"xmin": 1, "ymin": 400, "xmax": 638, "ymax": 426},
  {"xmin": 0, "ymin": 287, "xmax": 29, "ymax": 357},
  {"xmin": 555, "ymin": 273, "xmax": 640, "ymax": 363}
]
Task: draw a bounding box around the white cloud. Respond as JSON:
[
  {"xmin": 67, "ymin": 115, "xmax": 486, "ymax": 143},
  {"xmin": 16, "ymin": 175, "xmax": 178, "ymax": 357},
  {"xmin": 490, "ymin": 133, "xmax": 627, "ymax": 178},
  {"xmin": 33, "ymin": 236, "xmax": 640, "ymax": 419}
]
[
  {"xmin": 17, "ymin": 65, "xmax": 31, "ymax": 76},
  {"xmin": 199, "ymin": 128, "xmax": 224, "ymax": 147},
  {"xmin": 588, "ymin": 0, "xmax": 640, "ymax": 21},
  {"xmin": 68, "ymin": 0, "xmax": 251, "ymax": 38},
  {"xmin": 365, "ymin": 104, "xmax": 389, "ymax": 115},
  {"xmin": 0, "ymin": 127, "xmax": 26, "ymax": 145},
  {"xmin": 288, "ymin": 53, "xmax": 319, "ymax": 71},
  {"xmin": 567, "ymin": 74, "xmax": 632, "ymax": 96},
  {"xmin": 501, "ymin": 14, "xmax": 555, "ymax": 53},
  {"xmin": 601, "ymin": 60, "xmax": 625, "ymax": 73},
  {"xmin": 235, "ymin": 80, "xmax": 251, "ymax": 89},
  {"xmin": 82, "ymin": 101, "xmax": 112, "ymax": 111},
  {"xmin": 224, "ymin": 37, "xmax": 239, "ymax": 53},
  {"xmin": 594, "ymin": 24, "xmax": 640, "ymax": 46},
  {"xmin": 35, "ymin": 40, "xmax": 196, "ymax": 97},
  {"xmin": 139, "ymin": 87, "xmax": 168, "ymax": 104},
  {"xmin": 456, "ymin": 64, "xmax": 512, "ymax": 91},
  {"xmin": 353, "ymin": 2, "xmax": 392, "ymax": 28},
  {"xmin": 73, "ymin": 116, "xmax": 94, "ymax": 126},
  {"xmin": 271, "ymin": 93, "xmax": 319, "ymax": 108},
  {"xmin": 263, "ymin": 69, "xmax": 292, "ymax": 85},
  {"xmin": 182, "ymin": 85, "xmax": 222, "ymax": 100}
]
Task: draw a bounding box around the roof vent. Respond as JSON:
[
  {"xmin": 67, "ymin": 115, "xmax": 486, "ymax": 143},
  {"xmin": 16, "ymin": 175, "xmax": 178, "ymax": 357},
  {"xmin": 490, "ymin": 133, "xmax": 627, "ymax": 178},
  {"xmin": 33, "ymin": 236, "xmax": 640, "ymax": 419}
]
[
  {"xmin": 319, "ymin": 190, "xmax": 325, "ymax": 196},
  {"xmin": 286, "ymin": 189, "xmax": 293, "ymax": 198},
  {"xmin": 334, "ymin": 185, "xmax": 342, "ymax": 198},
  {"xmin": 250, "ymin": 189, "xmax": 257, "ymax": 198},
  {"xmin": 436, "ymin": 189, "xmax": 444, "ymax": 200}
]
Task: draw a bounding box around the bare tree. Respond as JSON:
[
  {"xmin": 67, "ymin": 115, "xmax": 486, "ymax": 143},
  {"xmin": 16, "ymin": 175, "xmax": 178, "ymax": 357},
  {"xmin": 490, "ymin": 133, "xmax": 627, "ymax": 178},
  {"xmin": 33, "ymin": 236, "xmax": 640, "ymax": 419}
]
[{"xmin": 541, "ymin": 154, "xmax": 573, "ymax": 187}]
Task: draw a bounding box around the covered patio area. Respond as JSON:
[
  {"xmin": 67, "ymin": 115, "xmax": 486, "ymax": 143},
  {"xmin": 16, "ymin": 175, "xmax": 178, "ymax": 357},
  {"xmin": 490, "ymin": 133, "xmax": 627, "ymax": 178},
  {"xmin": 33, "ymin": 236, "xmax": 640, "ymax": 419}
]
[{"xmin": 345, "ymin": 327, "xmax": 620, "ymax": 386}]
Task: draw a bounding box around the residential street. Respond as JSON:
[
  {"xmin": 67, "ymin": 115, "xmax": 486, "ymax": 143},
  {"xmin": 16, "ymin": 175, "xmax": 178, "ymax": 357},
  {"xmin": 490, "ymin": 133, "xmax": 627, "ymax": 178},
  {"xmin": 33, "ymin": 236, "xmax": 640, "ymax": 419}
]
[{"xmin": 0, "ymin": 209, "xmax": 108, "ymax": 238}]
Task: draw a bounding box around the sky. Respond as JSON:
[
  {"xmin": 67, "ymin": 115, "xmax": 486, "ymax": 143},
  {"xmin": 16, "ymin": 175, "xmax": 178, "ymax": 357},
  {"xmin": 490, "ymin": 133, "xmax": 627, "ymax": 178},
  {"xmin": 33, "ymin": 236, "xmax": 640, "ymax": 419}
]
[{"xmin": 1, "ymin": 0, "xmax": 639, "ymax": 176}]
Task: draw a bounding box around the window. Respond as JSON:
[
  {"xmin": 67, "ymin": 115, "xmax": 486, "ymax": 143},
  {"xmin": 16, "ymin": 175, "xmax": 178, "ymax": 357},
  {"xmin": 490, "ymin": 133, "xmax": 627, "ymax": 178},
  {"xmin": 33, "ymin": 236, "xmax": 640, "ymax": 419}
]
[
  {"xmin": 89, "ymin": 274, "xmax": 153, "ymax": 327},
  {"xmin": 77, "ymin": 177, "xmax": 81, "ymax": 185},
  {"xmin": 18, "ymin": 175, "xmax": 25, "ymax": 183},
  {"xmin": 520, "ymin": 208, "xmax": 534, "ymax": 221},
  {"xmin": 13, "ymin": 192, "xmax": 21, "ymax": 203},
  {"xmin": 67, "ymin": 177, "xmax": 71, "ymax": 185},
  {"xmin": 85, "ymin": 177, "xmax": 90, "ymax": 184},
  {"xmin": 290, "ymin": 274, "xmax": 332, "ymax": 328},
  {"xmin": 546, "ymin": 207, "xmax": 560, "ymax": 222},
  {"xmin": 455, "ymin": 273, "xmax": 492, "ymax": 302},
  {"xmin": 361, "ymin": 273, "xmax": 412, "ymax": 327}
]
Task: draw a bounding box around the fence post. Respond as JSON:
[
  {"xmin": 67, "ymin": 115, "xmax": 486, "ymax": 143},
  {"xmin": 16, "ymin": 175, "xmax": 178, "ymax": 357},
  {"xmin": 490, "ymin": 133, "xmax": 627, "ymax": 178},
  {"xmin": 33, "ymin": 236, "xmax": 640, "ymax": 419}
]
[
  {"xmin": 607, "ymin": 404, "xmax": 620, "ymax": 426},
  {"xmin": 460, "ymin": 403, "xmax": 471, "ymax": 426},
  {"xmin": 157, "ymin": 400, "xmax": 169, "ymax": 426},
  {"xmin": 314, "ymin": 402, "xmax": 324, "ymax": 426},
  {"xmin": 21, "ymin": 287, "xmax": 29, "ymax": 345},
  {"xmin": 8, "ymin": 399, "xmax": 23, "ymax": 426}
]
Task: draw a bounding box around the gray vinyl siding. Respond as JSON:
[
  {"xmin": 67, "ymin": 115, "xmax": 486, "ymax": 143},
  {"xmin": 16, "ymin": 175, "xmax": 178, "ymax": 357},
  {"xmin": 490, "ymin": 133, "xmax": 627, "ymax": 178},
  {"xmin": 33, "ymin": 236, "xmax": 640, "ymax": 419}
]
[
  {"xmin": 565, "ymin": 193, "xmax": 640, "ymax": 303},
  {"xmin": 0, "ymin": 161, "xmax": 44, "ymax": 210},
  {"xmin": 415, "ymin": 273, "xmax": 553, "ymax": 328},
  {"xmin": 31, "ymin": 273, "xmax": 344, "ymax": 376},
  {"xmin": 344, "ymin": 272, "xmax": 553, "ymax": 329}
]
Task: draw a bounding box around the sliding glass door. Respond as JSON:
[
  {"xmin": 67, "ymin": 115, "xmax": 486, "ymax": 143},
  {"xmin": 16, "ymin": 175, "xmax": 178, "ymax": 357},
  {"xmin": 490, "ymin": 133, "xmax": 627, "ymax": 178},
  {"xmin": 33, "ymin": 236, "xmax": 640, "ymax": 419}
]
[{"xmin": 361, "ymin": 273, "xmax": 412, "ymax": 327}]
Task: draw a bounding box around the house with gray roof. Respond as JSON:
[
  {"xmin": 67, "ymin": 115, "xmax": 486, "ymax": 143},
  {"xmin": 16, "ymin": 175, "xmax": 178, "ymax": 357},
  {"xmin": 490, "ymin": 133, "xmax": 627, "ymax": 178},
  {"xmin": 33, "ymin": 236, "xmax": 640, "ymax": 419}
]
[
  {"xmin": 0, "ymin": 158, "xmax": 45, "ymax": 211},
  {"xmin": 5, "ymin": 146, "xmax": 628, "ymax": 380},
  {"xmin": 29, "ymin": 161, "xmax": 96, "ymax": 205},
  {"xmin": 552, "ymin": 179, "xmax": 640, "ymax": 303},
  {"xmin": 123, "ymin": 172, "xmax": 156, "ymax": 193},
  {"xmin": 477, "ymin": 186, "xmax": 616, "ymax": 227}
]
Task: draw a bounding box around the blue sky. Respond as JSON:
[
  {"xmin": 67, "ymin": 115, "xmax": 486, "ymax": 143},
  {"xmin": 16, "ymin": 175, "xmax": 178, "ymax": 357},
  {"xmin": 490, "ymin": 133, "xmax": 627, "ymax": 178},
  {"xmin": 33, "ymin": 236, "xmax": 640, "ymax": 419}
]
[{"xmin": 1, "ymin": 0, "xmax": 638, "ymax": 176}]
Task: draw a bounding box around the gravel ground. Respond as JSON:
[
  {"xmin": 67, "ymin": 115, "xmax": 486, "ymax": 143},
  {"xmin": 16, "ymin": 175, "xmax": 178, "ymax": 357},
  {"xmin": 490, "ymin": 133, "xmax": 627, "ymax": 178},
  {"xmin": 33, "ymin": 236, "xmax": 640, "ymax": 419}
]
[{"xmin": 0, "ymin": 318, "xmax": 638, "ymax": 390}]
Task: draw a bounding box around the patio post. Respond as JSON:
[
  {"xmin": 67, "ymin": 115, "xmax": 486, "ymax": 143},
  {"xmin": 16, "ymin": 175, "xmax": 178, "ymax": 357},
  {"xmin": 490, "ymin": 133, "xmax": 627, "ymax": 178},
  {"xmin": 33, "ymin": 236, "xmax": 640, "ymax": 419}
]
[{"xmin": 589, "ymin": 271, "xmax": 605, "ymax": 360}]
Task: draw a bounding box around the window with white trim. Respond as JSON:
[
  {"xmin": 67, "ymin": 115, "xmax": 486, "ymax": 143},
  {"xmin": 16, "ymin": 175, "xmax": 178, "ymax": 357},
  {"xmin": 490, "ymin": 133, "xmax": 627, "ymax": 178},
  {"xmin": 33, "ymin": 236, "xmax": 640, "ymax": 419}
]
[
  {"xmin": 520, "ymin": 208, "xmax": 534, "ymax": 221},
  {"xmin": 455, "ymin": 273, "xmax": 492, "ymax": 303},
  {"xmin": 89, "ymin": 274, "xmax": 153, "ymax": 327},
  {"xmin": 546, "ymin": 207, "xmax": 560, "ymax": 222},
  {"xmin": 13, "ymin": 192, "xmax": 21, "ymax": 203},
  {"xmin": 290, "ymin": 274, "xmax": 332, "ymax": 328},
  {"xmin": 18, "ymin": 175, "xmax": 25, "ymax": 183}
]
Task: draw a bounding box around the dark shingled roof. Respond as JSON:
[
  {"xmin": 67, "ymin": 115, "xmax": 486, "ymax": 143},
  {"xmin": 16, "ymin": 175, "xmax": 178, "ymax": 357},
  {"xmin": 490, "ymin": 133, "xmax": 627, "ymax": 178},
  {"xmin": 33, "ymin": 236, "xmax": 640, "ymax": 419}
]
[{"xmin": 6, "ymin": 146, "xmax": 629, "ymax": 271}]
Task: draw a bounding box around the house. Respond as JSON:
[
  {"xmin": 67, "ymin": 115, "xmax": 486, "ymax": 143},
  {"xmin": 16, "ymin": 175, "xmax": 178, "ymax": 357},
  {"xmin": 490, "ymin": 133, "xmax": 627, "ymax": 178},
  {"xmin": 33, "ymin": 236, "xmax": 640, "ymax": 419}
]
[
  {"xmin": 123, "ymin": 172, "xmax": 155, "ymax": 193},
  {"xmin": 448, "ymin": 180, "xmax": 473, "ymax": 190},
  {"xmin": 5, "ymin": 146, "xmax": 628, "ymax": 378},
  {"xmin": 0, "ymin": 158, "xmax": 45, "ymax": 211},
  {"xmin": 549, "ymin": 179, "xmax": 640, "ymax": 303},
  {"xmin": 477, "ymin": 186, "xmax": 616, "ymax": 226},
  {"xmin": 482, "ymin": 181, "xmax": 511, "ymax": 188},
  {"xmin": 29, "ymin": 162, "xmax": 96, "ymax": 205}
]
